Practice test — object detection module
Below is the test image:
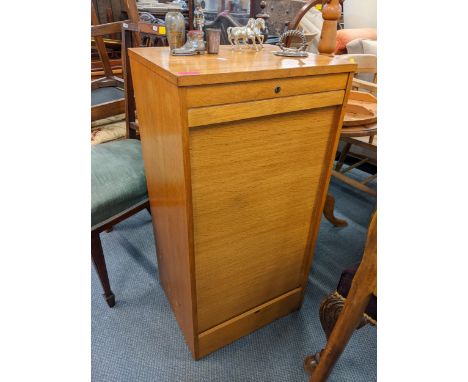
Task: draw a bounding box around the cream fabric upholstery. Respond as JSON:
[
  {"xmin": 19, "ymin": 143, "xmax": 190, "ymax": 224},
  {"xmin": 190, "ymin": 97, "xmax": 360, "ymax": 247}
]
[
  {"xmin": 362, "ymin": 39, "xmax": 377, "ymax": 55},
  {"xmin": 298, "ymin": 7, "xmax": 323, "ymax": 54},
  {"xmin": 346, "ymin": 38, "xmax": 377, "ymax": 55},
  {"xmin": 344, "ymin": 39, "xmax": 377, "ymax": 82},
  {"xmin": 346, "ymin": 38, "xmax": 365, "ymax": 54},
  {"xmin": 91, "ymin": 114, "xmax": 126, "ymax": 145}
]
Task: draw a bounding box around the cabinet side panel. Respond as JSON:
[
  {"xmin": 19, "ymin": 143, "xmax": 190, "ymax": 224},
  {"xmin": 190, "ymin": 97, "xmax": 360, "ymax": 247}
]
[
  {"xmin": 190, "ymin": 107, "xmax": 341, "ymax": 332},
  {"xmin": 130, "ymin": 59, "xmax": 197, "ymax": 356},
  {"xmin": 299, "ymin": 72, "xmax": 356, "ymax": 303}
]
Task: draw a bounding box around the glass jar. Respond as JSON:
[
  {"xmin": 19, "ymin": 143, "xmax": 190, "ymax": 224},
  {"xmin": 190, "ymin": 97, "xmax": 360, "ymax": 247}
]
[{"xmin": 165, "ymin": 11, "xmax": 185, "ymax": 49}]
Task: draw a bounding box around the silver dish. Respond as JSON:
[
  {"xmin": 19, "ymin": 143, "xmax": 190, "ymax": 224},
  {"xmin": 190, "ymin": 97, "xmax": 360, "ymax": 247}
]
[{"xmin": 273, "ymin": 29, "xmax": 309, "ymax": 58}]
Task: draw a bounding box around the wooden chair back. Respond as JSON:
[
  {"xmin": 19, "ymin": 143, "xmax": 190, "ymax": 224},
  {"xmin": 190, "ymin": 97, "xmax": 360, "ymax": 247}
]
[
  {"xmin": 340, "ymin": 53, "xmax": 377, "ymax": 90},
  {"xmin": 91, "ymin": 0, "xmax": 147, "ymax": 119},
  {"xmin": 91, "ymin": 0, "xmax": 166, "ymax": 135},
  {"xmin": 91, "ymin": 1, "xmax": 126, "ymax": 121},
  {"xmin": 121, "ymin": 21, "xmax": 166, "ymax": 138}
]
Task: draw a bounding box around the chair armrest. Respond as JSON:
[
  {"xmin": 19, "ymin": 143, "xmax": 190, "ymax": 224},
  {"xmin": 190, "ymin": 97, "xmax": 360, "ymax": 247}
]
[{"xmin": 352, "ymin": 78, "xmax": 377, "ymax": 94}]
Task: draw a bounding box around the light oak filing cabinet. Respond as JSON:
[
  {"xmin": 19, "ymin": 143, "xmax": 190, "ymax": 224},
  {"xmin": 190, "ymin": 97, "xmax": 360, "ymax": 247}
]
[{"xmin": 129, "ymin": 45, "xmax": 356, "ymax": 359}]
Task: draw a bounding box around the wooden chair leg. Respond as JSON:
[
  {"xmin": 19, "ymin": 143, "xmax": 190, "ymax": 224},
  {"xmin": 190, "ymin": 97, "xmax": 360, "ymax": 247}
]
[
  {"xmin": 308, "ymin": 294, "xmax": 372, "ymax": 381},
  {"xmin": 323, "ymin": 194, "xmax": 348, "ymax": 227},
  {"xmin": 320, "ymin": 292, "xmax": 345, "ymax": 339},
  {"xmin": 303, "ymin": 292, "xmax": 344, "ymax": 377},
  {"xmin": 91, "ymin": 231, "xmax": 115, "ymax": 307},
  {"xmin": 304, "ymin": 292, "xmax": 370, "ymax": 379},
  {"xmin": 335, "ymin": 142, "xmax": 351, "ymax": 171},
  {"xmin": 319, "ymin": 292, "xmax": 369, "ymax": 338},
  {"xmin": 306, "ymin": 213, "xmax": 377, "ymax": 381}
]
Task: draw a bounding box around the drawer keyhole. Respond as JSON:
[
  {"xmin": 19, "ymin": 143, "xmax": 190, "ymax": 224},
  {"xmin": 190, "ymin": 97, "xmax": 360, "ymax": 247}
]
[{"xmin": 274, "ymin": 86, "xmax": 281, "ymax": 94}]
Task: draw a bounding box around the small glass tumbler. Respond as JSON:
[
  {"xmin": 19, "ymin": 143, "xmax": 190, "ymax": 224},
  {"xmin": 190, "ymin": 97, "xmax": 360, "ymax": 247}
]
[{"xmin": 206, "ymin": 29, "xmax": 221, "ymax": 54}]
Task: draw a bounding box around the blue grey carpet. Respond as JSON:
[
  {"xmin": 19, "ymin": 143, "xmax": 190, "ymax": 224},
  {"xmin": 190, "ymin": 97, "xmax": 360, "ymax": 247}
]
[{"xmin": 92, "ymin": 168, "xmax": 377, "ymax": 382}]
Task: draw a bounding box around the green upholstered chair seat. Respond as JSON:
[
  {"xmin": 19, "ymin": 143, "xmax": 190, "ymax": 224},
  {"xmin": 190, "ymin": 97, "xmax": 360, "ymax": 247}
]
[{"xmin": 92, "ymin": 139, "xmax": 147, "ymax": 228}]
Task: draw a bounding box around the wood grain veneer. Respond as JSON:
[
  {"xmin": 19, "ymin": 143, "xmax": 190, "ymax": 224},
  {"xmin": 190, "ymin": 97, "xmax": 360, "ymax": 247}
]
[
  {"xmin": 131, "ymin": 61, "xmax": 199, "ymax": 357},
  {"xmin": 190, "ymin": 107, "xmax": 341, "ymax": 332},
  {"xmin": 185, "ymin": 73, "xmax": 348, "ymax": 108},
  {"xmin": 129, "ymin": 46, "xmax": 355, "ymax": 359},
  {"xmin": 187, "ymin": 91, "xmax": 344, "ymax": 127},
  {"xmin": 198, "ymin": 287, "xmax": 303, "ymax": 358},
  {"xmin": 129, "ymin": 45, "xmax": 355, "ymax": 86}
]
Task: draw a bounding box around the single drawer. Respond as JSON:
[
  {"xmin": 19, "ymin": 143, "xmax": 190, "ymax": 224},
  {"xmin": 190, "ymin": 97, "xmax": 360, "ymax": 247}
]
[
  {"xmin": 185, "ymin": 73, "xmax": 349, "ymax": 108},
  {"xmin": 187, "ymin": 90, "xmax": 345, "ymax": 127}
]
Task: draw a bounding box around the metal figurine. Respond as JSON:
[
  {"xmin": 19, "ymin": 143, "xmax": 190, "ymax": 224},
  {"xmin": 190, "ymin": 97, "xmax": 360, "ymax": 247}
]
[
  {"xmin": 251, "ymin": 18, "xmax": 266, "ymax": 47},
  {"xmin": 226, "ymin": 24, "xmax": 249, "ymax": 48},
  {"xmin": 171, "ymin": 0, "xmax": 206, "ymax": 56},
  {"xmin": 171, "ymin": 30, "xmax": 206, "ymax": 55},
  {"xmin": 193, "ymin": 0, "xmax": 206, "ymax": 31},
  {"xmin": 227, "ymin": 18, "xmax": 266, "ymax": 51},
  {"xmin": 273, "ymin": 30, "xmax": 309, "ymax": 57}
]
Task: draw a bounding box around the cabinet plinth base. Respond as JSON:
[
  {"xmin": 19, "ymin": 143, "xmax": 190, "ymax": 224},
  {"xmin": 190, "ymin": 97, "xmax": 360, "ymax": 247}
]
[{"xmin": 196, "ymin": 287, "xmax": 303, "ymax": 359}]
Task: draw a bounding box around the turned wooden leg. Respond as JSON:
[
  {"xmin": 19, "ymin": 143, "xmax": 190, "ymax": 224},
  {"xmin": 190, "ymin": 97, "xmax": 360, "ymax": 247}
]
[
  {"xmin": 304, "ymin": 293, "xmax": 369, "ymax": 382},
  {"xmin": 91, "ymin": 231, "xmax": 115, "ymax": 307},
  {"xmin": 307, "ymin": 213, "xmax": 377, "ymax": 381},
  {"xmin": 320, "ymin": 292, "xmax": 345, "ymax": 339},
  {"xmin": 310, "ymin": 294, "xmax": 373, "ymax": 381},
  {"xmin": 304, "ymin": 293, "xmax": 370, "ymax": 378},
  {"xmin": 323, "ymin": 194, "xmax": 348, "ymax": 227},
  {"xmin": 320, "ymin": 292, "xmax": 369, "ymax": 339}
]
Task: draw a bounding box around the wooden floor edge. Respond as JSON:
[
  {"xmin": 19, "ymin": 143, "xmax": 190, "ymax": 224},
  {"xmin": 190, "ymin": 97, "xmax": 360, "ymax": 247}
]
[{"xmin": 196, "ymin": 287, "xmax": 303, "ymax": 359}]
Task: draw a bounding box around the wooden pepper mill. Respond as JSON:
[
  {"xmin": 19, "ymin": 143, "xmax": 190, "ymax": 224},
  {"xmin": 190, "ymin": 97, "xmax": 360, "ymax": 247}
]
[{"xmin": 318, "ymin": 0, "xmax": 342, "ymax": 55}]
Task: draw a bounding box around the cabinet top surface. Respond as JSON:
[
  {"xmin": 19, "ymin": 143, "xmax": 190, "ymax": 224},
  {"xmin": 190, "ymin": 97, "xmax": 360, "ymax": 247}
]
[{"xmin": 129, "ymin": 44, "xmax": 356, "ymax": 86}]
